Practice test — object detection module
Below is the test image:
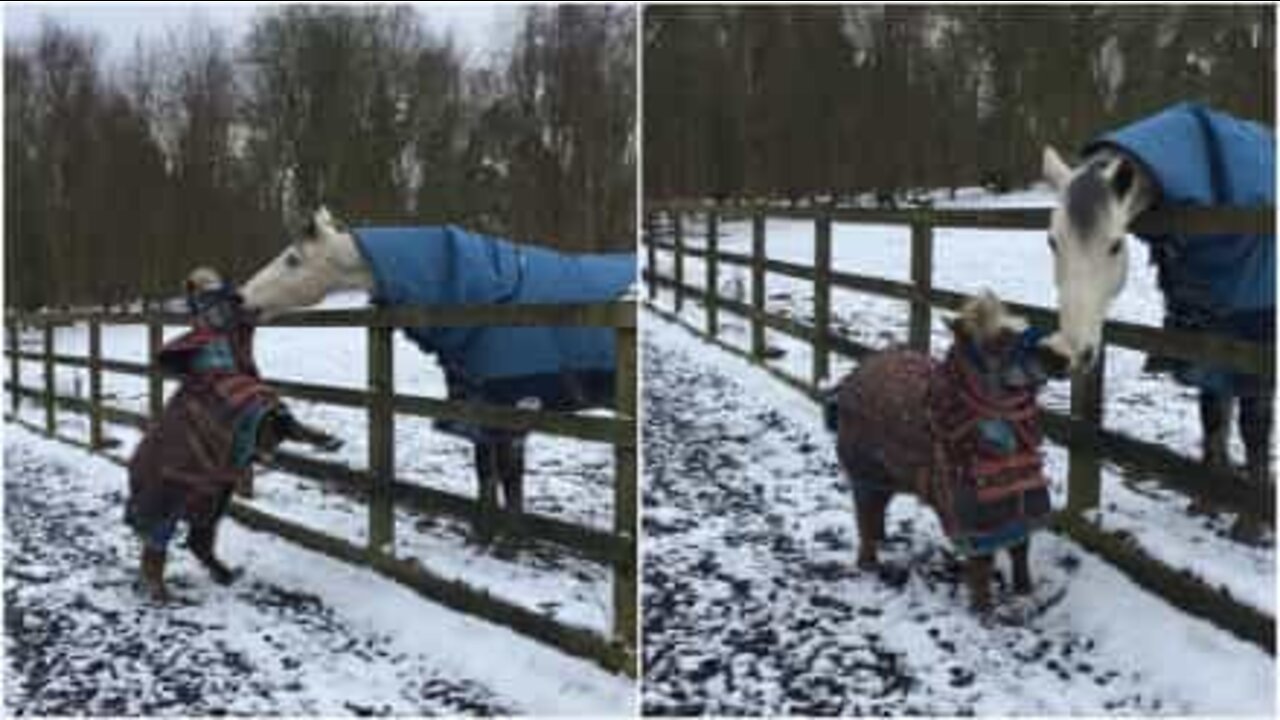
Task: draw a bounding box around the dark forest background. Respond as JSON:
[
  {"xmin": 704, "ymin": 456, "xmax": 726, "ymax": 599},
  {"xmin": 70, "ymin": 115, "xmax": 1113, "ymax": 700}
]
[
  {"xmin": 5, "ymin": 4, "xmax": 635, "ymax": 309},
  {"xmin": 645, "ymin": 5, "xmax": 1274, "ymax": 202}
]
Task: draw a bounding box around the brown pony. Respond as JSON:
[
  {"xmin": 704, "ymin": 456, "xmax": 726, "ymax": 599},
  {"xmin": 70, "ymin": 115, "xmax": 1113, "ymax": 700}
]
[
  {"xmin": 826, "ymin": 291, "xmax": 1062, "ymax": 611},
  {"xmin": 126, "ymin": 268, "xmax": 339, "ymax": 602}
]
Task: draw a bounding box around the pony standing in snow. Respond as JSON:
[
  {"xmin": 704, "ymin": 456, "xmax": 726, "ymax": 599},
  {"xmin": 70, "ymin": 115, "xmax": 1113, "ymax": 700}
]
[
  {"xmin": 827, "ymin": 292, "xmax": 1058, "ymax": 612},
  {"xmin": 239, "ymin": 208, "xmax": 634, "ymax": 535},
  {"xmin": 126, "ymin": 268, "xmax": 340, "ymax": 602},
  {"xmin": 1040, "ymin": 103, "xmax": 1274, "ymax": 494}
]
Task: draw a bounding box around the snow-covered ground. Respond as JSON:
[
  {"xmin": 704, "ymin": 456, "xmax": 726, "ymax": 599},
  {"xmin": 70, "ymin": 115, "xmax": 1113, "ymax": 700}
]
[
  {"xmin": 3, "ymin": 425, "xmax": 632, "ymax": 715},
  {"xmin": 641, "ymin": 312, "xmax": 1274, "ymax": 715},
  {"xmin": 3, "ymin": 291, "xmax": 631, "ymax": 714},
  {"xmin": 645, "ymin": 186, "xmax": 1275, "ymax": 616}
]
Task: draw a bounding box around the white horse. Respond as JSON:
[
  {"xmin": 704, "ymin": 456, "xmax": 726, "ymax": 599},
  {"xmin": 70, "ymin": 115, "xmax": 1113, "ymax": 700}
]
[
  {"xmin": 240, "ymin": 207, "xmax": 625, "ymax": 538},
  {"xmin": 1041, "ymin": 140, "xmax": 1273, "ymax": 490}
]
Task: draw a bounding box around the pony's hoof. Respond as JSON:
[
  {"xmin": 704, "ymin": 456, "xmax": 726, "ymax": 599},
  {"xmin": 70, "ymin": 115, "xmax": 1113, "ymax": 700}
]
[
  {"xmin": 876, "ymin": 563, "xmax": 910, "ymax": 588},
  {"xmin": 314, "ymin": 435, "xmax": 343, "ymax": 452},
  {"xmin": 1185, "ymin": 496, "xmax": 1215, "ymax": 517},
  {"xmin": 856, "ymin": 555, "xmax": 878, "ymax": 572},
  {"xmin": 211, "ymin": 566, "xmax": 243, "ymax": 585},
  {"xmin": 992, "ymin": 598, "xmax": 1031, "ymax": 626},
  {"xmin": 138, "ymin": 580, "xmax": 173, "ymax": 605}
]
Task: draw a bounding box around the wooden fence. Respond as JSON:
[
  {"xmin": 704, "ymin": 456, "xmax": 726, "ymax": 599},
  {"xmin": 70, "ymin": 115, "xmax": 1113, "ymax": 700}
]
[
  {"xmin": 3, "ymin": 302, "xmax": 638, "ymax": 675},
  {"xmin": 644, "ymin": 200, "xmax": 1275, "ymax": 654}
]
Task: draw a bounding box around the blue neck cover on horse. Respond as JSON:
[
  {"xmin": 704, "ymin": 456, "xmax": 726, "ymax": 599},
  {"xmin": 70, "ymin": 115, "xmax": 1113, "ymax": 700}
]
[
  {"xmin": 1085, "ymin": 102, "xmax": 1275, "ymax": 314},
  {"xmin": 352, "ymin": 225, "xmax": 634, "ymax": 403}
]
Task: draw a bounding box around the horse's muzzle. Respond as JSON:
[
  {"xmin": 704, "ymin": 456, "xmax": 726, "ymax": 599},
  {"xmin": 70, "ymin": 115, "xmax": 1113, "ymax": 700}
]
[{"xmin": 1035, "ymin": 343, "xmax": 1072, "ymax": 380}]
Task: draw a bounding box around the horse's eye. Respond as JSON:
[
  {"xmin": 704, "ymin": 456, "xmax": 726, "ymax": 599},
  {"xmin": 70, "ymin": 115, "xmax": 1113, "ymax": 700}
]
[
  {"xmin": 1108, "ymin": 239, "xmax": 1123, "ymax": 257},
  {"xmin": 1047, "ymin": 235, "xmax": 1058, "ymax": 254},
  {"xmin": 285, "ymin": 253, "xmax": 301, "ymax": 269}
]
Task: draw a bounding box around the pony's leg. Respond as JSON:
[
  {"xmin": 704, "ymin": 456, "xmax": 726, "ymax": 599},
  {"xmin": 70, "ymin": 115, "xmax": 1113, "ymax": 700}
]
[
  {"xmin": 843, "ymin": 450, "xmax": 891, "ymax": 569},
  {"xmin": 965, "ymin": 555, "xmax": 994, "ymax": 613},
  {"xmin": 234, "ymin": 470, "xmax": 254, "ymax": 499},
  {"xmin": 140, "ymin": 545, "xmax": 170, "ymax": 602},
  {"xmin": 1010, "ymin": 540, "xmax": 1032, "ymax": 595},
  {"xmin": 1200, "ymin": 391, "xmax": 1232, "ymax": 469},
  {"xmin": 497, "ymin": 438, "xmax": 526, "ymax": 516},
  {"xmin": 854, "ymin": 487, "xmax": 890, "ymax": 569},
  {"xmin": 1239, "ymin": 394, "xmax": 1273, "ymax": 486},
  {"xmin": 187, "ymin": 522, "xmax": 240, "ymax": 585}
]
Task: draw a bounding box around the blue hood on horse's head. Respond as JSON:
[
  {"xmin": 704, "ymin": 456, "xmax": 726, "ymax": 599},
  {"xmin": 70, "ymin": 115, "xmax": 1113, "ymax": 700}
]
[
  {"xmin": 1084, "ymin": 102, "xmax": 1275, "ymax": 314},
  {"xmin": 352, "ymin": 225, "xmax": 633, "ymax": 404}
]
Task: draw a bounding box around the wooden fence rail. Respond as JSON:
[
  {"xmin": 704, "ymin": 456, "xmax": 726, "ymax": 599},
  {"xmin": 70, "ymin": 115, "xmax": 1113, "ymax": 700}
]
[
  {"xmin": 4, "ymin": 301, "xmax": 638, "ymax": 675},
  {"xmin": 643, "ymin": 201, "xmax": 1274, "ymax": 654}
]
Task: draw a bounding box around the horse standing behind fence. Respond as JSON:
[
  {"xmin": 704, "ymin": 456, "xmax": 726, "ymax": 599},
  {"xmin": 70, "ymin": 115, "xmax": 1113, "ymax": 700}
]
[
  {"xmin": 240, "ymin": 208, "xmax": 634, "ymax": 537},
  {"xmin": 1041, "ymin": 102, "xmax": 1275, "ymax": 499},
  {"xmin": 827, "ymin": 292, "xmax": 1059, "ymax": 612}
]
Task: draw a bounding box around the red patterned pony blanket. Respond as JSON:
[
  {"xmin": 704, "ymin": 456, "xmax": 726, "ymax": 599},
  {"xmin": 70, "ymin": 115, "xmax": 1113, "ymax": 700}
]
[
  {"xmin": 125, "ymin": 324, "xmax": 278, "ymax": 547},
  {"xmin": 837, "ymin": 346, "xmax": 1051, "ymax": 556}
]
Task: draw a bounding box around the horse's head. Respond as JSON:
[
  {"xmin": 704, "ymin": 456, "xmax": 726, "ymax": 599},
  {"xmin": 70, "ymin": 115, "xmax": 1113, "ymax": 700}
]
[
  {"xmin": 1042, "ymin": 145, "xmax": 1152, "ymax": 371},
  {"xmin": 240, "ymin": 207, "xmax": 370, "ymax": 319},
  {"xmin": 948, "ymin": 290, "xmax": 1066, "ymax": 384}
]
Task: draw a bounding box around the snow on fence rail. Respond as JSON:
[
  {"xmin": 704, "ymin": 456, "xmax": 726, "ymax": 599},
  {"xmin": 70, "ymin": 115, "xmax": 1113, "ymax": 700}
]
[
  {"xmin": 3, "ymin": 302, "xmax": 638, "ymax": 676},
  {"xmin": 643, "ymin": 200, "xmax": 1274, "ymax": 654}
]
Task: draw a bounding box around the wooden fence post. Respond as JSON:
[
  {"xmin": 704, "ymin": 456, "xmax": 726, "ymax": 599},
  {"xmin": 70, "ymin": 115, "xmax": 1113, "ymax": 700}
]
[
  {"xmin": 706, "ymin": 209, "xmax": 719, "ymax": 339},
  {"xmin": 147, "ymin": 306, "xmax": 163, "ymax": 420},
  {"xmin": 813, "ymin": 212, "xmax": 832, "ymax": 386},
  {"xmin": 613, "ymin": 321, "xmax": 638, "ymax": 663},
  {"xmin": 673, "ymin": 212, "xmax": 685, "ymax": 312},
  {"xmin": 1068, "ymin": 347, "xmax": 1106, "ymax": 513},
  {"xmin": 89, "ymin": 315, "xmax": 103, "ymax": 449},
  {"xmin": 751, "ymin": 211, "xmax": 766, "ymax": 360},
  {"xmin": 368, "ymin": 324, "xmax": 396, "ymax": 555},
  {"xmin": 646, "ymin": 212, "xmax": 657, "ymax": 300},
  {"xmin": 909, "ymin": 214, "xmax": 934, "ymax": 352},
  {"xmin": 43, "ymin": 317, "xmax": 54, "ymax": 435},
  {"xmin": 8, "ymin": 316, "xmax": 19, "ymax": 416}
]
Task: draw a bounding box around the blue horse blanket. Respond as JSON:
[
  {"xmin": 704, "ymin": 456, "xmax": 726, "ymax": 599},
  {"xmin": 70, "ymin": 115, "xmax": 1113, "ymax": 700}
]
[
  {"xmin": 353, "ymin": 225, "xmax": 634, "ymax": 414},
  {"xmin": 1085, "ymin": 102, "xmax": 1275, "ymax": 394}
]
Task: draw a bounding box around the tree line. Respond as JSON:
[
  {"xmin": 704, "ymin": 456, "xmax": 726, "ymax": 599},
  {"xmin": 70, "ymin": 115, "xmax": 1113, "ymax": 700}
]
[
  {"xmin": 6, "ymin": 4, "xmax": 635, "ymax": 309},
  {"xmin": 644, "ymin": 4, "xmax": 1274, "ymax": 202}
]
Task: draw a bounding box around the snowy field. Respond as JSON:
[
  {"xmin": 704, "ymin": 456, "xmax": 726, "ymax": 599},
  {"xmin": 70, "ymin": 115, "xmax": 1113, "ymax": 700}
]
[
  {"xmin": 3, "ymin": 291, "xmax": 631, "ymax": 714},
  {"xmin": 644, "ymin": 185, "xmax": 1275, "ymax": 616},
  {"xmin": 641, "ymin": 312, "xmax": 1274, "ymax": 715},
  {"xmin": 641, "ymin": 186, "xmax": 1274, "ymax": 713}
]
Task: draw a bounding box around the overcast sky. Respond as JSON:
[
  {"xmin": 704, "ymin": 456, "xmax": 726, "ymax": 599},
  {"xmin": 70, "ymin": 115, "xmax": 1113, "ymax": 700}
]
[{"xmin": 3, "ymin": 2, "xmax": 521, "ymax": 65}]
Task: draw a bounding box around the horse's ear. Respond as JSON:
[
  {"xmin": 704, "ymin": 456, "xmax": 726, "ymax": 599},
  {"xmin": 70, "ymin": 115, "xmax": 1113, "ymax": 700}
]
[
  {"xmin": 1107, "ymin": 158, "xmax": 1135, "ymax": 200},
  {"xmin": 312, "ymin": 206, "xmax": 336, "ymax": 236},
  {"xmin": 1042, "ymin": 146, "xmax": 1072, "ymax": 191}
]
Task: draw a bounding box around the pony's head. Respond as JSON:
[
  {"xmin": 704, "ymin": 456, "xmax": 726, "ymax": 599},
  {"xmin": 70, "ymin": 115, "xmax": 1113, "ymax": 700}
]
[
  {"xmin": 185, "ymin": 266, "xmax": 243, "ymax": 330},
  {"xmin": 1041, "ymin": 145, "xmax": 1151, "ymax": 371},
  {"xmin": 947, "ymin": 290, "xmax": 1066, "ymax": 384},
  {"xmin": 240, "ymin": 207, "xmax": 370, "ymax": 319}
]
